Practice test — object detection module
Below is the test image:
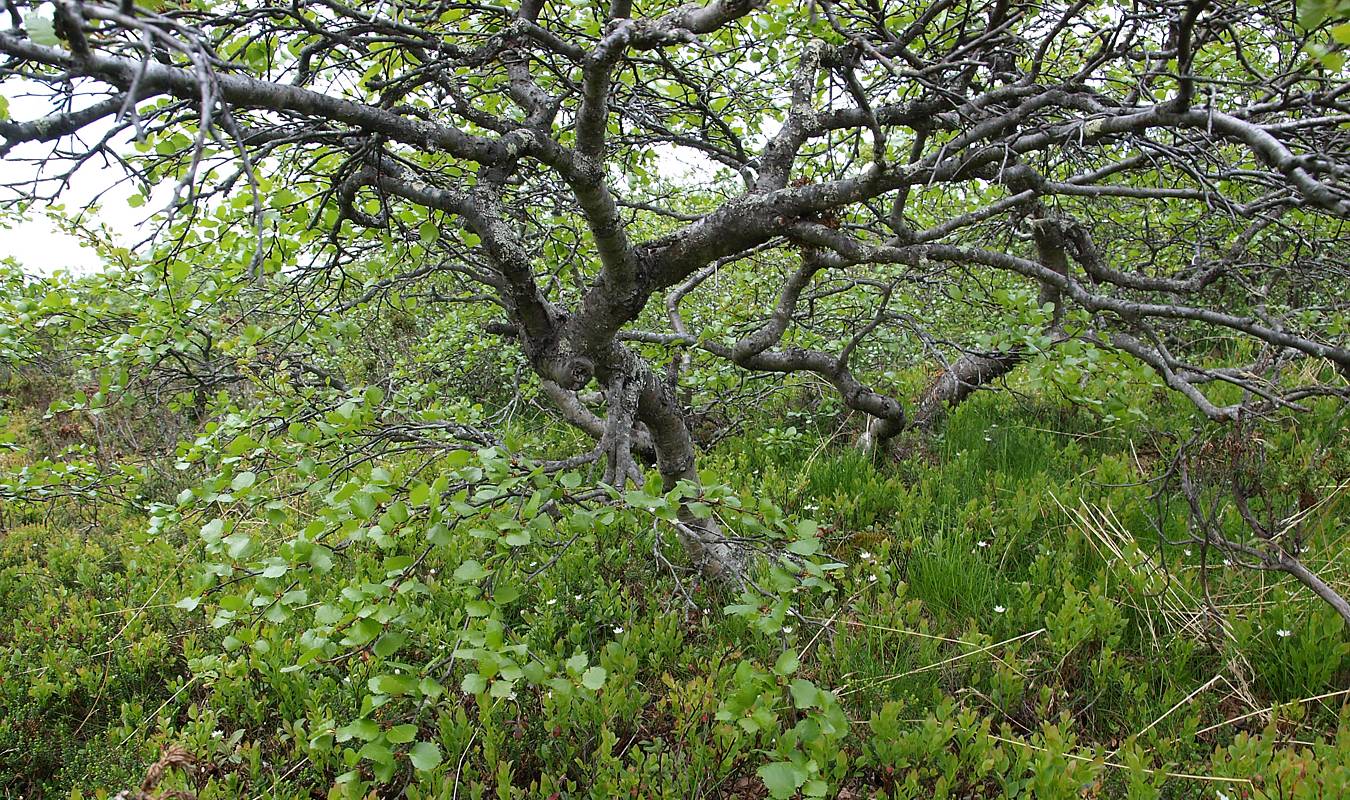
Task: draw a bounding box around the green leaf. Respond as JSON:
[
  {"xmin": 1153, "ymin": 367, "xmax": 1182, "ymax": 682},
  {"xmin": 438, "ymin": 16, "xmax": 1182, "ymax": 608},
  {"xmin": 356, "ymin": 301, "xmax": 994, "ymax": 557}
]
[
  {"xmin": 789, "ymin": 678, "xmax": 819, "ymax": 709},
  {"xmin": 426, "ymin": 523, "xmax": 452, "ymax": 545},
  {"xmin": 786, "ymin": 537, "xmax": 820, "ymax": 556},
  {"xmin": 25, "ymin": 14, "xmax": 60, "ymax": 48},
  {"xmin": 224, "ymin": 533, "xmax": 253, "ymax": 559},
  {"xmin": 200, "ymin": 518, "xmax": 225, "ymax": 542},
  {"xmin": 373, "ymin": 631, "xmax": 407, "ymax": 658},
  {"xmin": 336, "ymin": 718, "xmax": 380, "ymax": 742},
  {"xmin": 309, "ymin": 545, "xmax": 334, "ymax": 573},
  {"xmin": 461, "ymin": 673, "xmax": 487, "ymax": 694},
  {"xmin": 773, "ymin": 649, "xmax": 800, "ymax": 676},
  {"xmin": 409, "ymin": 741, "xmax": 442, "ymax": 770},
  {"xmin": 757, "ymin": 761, "xmax": 806, "ymax": 799},
  {"xmin": 350, "ymin": 491, "xmax": 378, "ymax": 519},
  {"xmin": 386, "ymin": 724, "xmax": 417, "ymax": 744},
  {"xmin": 368, "ymin": 673, "xmax": 417, "ymax": 696},
  {"xmin": 581, "ymin": 666, "xmax": 607, "ymax": 691},
  {"xmin": 342, "ymin": 617, "xmax": 382, "ymax": 646},
  {"xmin": 357, "ymin": 741, "xmax": 394, "ymax": 766},
  {"xmin": 231, "ymin": 471, "xmax": 257, "ymax": 491},
  {"xmin": 453, "ymin": 559, "xmax": 488, "ymax": 582}
]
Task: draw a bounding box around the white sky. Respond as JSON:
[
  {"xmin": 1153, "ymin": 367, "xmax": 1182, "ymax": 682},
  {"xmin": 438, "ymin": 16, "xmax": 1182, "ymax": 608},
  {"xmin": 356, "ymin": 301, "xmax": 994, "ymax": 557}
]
[
  {"xmin": 1, "ymin": 81, "xmax": 146, "ymax": 276},
  {"xmin": 0, "ymin": 215, "xmax": 102, "ymax": 274},
  {"xmin": 0, "ymin": 73, "xmax": 729, "ymax": 279}
]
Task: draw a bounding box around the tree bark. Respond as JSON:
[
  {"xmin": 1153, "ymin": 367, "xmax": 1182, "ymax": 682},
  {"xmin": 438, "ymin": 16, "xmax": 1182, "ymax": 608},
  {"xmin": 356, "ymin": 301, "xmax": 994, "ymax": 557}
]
[
  {"xmin": 635, "ymin": 357, "xmax": 747, "ymax": 583},
  {"xmin": 912, "ymin": 350, "xmax": 1026, "ymax": 431}
]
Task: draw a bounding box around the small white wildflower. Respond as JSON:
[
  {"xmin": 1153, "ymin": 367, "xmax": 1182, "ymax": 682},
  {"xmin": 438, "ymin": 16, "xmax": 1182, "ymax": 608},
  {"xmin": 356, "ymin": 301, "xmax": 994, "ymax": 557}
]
[
  {"xmin": 613, "ymin": 626, "xmax": 624, "ymax": 634},
  {"xmin": 860, "ymin": 550, "xmax": 872, "ymax": 560},
  {"xmin": 1277, "ymin": 629, "xmax": 1292, "ymax": 638},
  {"xmin": 1223, "ymin": 558, "xmax": 1232, "ymax": 567},
  {"xmin": 868, "ymin": 574, "xmax": 878, "ymax": 583},
  {"xmin": 574, "ymin": 594, "xmax": 582, "ymax": 601},
  {"xmin": 782, "ymin": 626, "xmax": 793, "ymax": 634},
  {"xmin": 1184, "ymin": 549, "xmax": 1192, "ymax": 556},
  {"xmin": 983, "ymin": 435, "xmax": 992, "ymax": 442},
  {"xmin": 977, "ymin": 540, "xmax": 989, "ymax": 549},
  {"xmin": 546, "ymin": 598, "xmax": 557, "ymax": 606},
  {"xmin": 529, "ymin": 561, "xmax": 538, "ymax": 568},
  {"xmin": 994, "ymin": 605, "xmax": 1006, "ymax": 614},
  {"xmin": 428, "ymin": 568, "xmax": 437, "ymax": 576}
]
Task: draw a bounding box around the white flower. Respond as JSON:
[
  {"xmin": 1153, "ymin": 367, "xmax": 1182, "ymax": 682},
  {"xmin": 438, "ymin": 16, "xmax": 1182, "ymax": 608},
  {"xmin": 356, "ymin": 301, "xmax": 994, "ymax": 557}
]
[
  {"xmin": 983, "ymin": 435, "xmax": 992, "ymax": 442},
  {"xmin": 574, "ymin": 594, "xmax": 582, "ymax": 600},
  {"xmin": 546, "ymin": 598, "xmax": 557, "ymax": 606},
  {"xmin": 994, "ymin": 605, "xmax": 1006, "ymax": 614},
  {"xmin": 1184, "ymin": 549, "xmax": 1192, "ymax": 556},
  {"xmin": 977, "ymin": 540, "xmax": 989, "ymax": 549},
  {"xmin": 868, "ymin": 574, "xmax": 878, "ymax": 582},
  {"xmin": 613, "ymin": 626, "xmax": 624, "ymax": 634},
  {"xmin": 1223, "ymin": 558, "xmax": 1232, "ymax": 567},
  {"xmin": 782, "ymin": 626, "xmax": 793, "ymax": 633},
  {"xmin": 1277, "ymin": 629, "xmax": 1292, "ymax": 638},
  {"xmin": 860, "ymin": 551, "xmax": 872, "ymax": 561},
  {"xmin": 428, "ymin": 568, "xmax": 437, "ymax": 575}
]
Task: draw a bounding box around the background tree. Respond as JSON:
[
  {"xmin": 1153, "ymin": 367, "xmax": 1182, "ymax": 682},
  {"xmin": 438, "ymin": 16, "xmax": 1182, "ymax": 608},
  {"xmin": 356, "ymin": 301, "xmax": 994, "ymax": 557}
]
[{"xmin": 2, "ymin": 0, "xmax": 1348, "ymax": 586}]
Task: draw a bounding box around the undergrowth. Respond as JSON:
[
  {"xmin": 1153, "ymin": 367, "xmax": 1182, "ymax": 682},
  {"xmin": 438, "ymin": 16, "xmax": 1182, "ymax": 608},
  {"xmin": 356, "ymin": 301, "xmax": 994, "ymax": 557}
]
[{"xmin": 2, "ymin": 391, "xmax": 1347, "ymax": 799}]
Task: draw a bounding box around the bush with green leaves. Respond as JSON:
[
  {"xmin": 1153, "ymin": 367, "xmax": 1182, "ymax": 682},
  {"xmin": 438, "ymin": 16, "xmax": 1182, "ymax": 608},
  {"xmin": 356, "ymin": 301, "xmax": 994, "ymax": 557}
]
[{"xmin": 4, "ymin": 369, "xmax": 1348, "ymax": 798}]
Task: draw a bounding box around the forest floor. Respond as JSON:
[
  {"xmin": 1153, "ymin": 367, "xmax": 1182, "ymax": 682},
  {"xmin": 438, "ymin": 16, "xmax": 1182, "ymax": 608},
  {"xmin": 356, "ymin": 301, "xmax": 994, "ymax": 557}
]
[{"xmin": 2, "ymin": 391, "xmax": 1347, "ymax": 799}]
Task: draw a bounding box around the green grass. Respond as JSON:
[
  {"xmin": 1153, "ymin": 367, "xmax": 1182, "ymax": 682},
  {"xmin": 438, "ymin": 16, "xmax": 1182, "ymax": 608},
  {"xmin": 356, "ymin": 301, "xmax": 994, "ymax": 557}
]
[{"xmin": 2, "ymin": 392, "xmax": 1348, "ymax": 799}]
